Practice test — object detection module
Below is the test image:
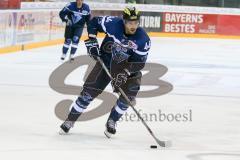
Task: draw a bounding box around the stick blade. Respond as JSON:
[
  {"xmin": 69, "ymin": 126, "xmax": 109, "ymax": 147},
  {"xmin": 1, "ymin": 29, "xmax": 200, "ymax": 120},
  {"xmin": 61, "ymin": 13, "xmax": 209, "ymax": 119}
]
[{"xmin": 156, "ymin": 139, "xmax": 172, "ymax": 148}]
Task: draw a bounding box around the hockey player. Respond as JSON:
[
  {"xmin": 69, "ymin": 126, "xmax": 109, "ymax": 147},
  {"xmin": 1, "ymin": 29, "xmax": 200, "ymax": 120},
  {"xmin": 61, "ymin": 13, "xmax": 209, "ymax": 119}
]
[
  {"xmin": 59, "ymin": 0, "xmax": 91, "ymax": 61},
  {"xmin": 60, "ymin": 7, "xmax": 151, "ymax": 138}
]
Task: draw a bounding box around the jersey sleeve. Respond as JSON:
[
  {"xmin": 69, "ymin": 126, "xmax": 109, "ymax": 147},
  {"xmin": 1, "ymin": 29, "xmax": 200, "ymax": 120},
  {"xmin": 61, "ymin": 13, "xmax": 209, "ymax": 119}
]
[{"xmin": 128, "ymin": 38, "xmax": 151, "ymax": 72}]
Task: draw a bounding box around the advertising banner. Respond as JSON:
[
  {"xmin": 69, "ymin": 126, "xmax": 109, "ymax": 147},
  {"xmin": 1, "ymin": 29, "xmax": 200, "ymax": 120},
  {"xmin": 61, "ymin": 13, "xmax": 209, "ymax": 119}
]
[
  {"xmin": 217, "ymin": 15, "xmax": 240, "ymax": 36},
  {"xmin": 49, "ymin": 11, "xmax": 65, "ymax": 40},
  {"xmin": 140, "ymin": 12, "xmax": 163, "ymax": 32},
  {"xmin": 162, "ymin": 12, "xmax": 218, "ymax": 34},
  {"xmin": 15, "ymin": 11, "xmax": 51, "ymax": 44},
  {"xmin": 0, "ymin": 0, "xmax": 9, "ymax": 9},
  {"xmin": 16, "ymin": 12, "xmax": 35, "ymax": 44},
  {"xmin": 0, "ymin": 12, "xmax": 16, "ymax": 47},
  {"xmin": 8, "ymin": 0, "xmax": 21, "ymax": 9},
  {"xmin": 0, "ymin": 0, "xmax": 21, "ymax": 9}
]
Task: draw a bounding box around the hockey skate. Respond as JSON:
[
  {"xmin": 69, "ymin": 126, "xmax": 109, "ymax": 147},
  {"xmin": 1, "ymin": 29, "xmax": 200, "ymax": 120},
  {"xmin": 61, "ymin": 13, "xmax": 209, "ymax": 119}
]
[
  {"xmin": 104, "ymin": 118, "xmax": 117, "ymax": 138},
  {"xmin": 60, "ymin": 53, "xmax": 66, "ymax": 60},
  {"xmin": 59, "ymin": 120, "xmax": 75, "ymax": 135},
  {"xmin": 69, "ymin": 54, "xmax": 74, "ymax": 62}
]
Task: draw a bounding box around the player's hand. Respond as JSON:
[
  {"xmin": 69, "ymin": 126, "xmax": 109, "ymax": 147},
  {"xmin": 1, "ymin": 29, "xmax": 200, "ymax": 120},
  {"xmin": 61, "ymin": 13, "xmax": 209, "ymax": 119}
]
[
  {"xmin": 66, "ymin": 19, "xmax": 72, "ymax": 26},
  {"xmin": 63, "ymin": 17, "xmax": 72, "ymax": 26},
  {"xmin": 84, "ymin": 38, "xmax": 100, "ymax": 60},
  {"xmin": 111, "ymin": 69, "xmax": 130, "ymax": 92}
]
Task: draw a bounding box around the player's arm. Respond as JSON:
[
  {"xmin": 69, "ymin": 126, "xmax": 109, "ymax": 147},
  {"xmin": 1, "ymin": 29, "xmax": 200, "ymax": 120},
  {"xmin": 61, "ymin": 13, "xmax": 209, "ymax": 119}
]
[
  {"xmin": 85, "ymin": 6, "xmax": 91, "ymax": 27},
  {"xmin": 87, "ymin": 16, "xmax": 105, "ymax": 38},
  {"xmin": 128, "ymin": 39, "xmax": 151, "ymax": 73},
  {"xmin": 87, "ymin": 16, "xmax": 116, "ymax": 38},
  {"xmin": 59, "ymin": 3, "xmax": 73, "ymax": 23},
  {"xmin": 85, "ymin": 14, "xmax": 91, "ymax": 27},
  {"xmin": 84, "ymin": 17, "xmax": 102, "ymax": 60},
  {"xmin": 84, "ymin": 16, "xmax": 113, "ymax": 59}
]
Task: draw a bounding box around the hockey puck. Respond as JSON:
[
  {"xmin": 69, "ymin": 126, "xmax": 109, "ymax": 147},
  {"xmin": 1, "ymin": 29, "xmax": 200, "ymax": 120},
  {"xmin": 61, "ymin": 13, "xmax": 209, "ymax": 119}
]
[{"xmin": 150, "ymin": 145, "xmax": 157, "ymax": 149}]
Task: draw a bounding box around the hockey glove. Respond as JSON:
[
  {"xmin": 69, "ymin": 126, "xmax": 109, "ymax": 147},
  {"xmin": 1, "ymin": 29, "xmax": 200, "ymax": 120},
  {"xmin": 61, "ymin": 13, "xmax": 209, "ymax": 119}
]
[
  {"xmin": 84, "ymin": 38, "xmax": 100, "ymax": 60},
  {"xmin": 66, "ymin": 19, "xmax": 72, "ymax": 26},
  {"xmin": 63, "ymin": 17, "xmax": 72, "ymax": 26}
]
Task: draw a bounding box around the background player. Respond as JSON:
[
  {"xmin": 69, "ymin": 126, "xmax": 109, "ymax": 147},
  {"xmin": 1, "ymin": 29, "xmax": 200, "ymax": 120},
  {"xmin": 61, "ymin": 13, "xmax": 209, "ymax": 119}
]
[
  {"xmin": 59, "ymin": 0, "xmax": 91, "ymax": 61},
  {"xmin": 60, "ymin": 7, "xmax": 151, "ymax": 138}
]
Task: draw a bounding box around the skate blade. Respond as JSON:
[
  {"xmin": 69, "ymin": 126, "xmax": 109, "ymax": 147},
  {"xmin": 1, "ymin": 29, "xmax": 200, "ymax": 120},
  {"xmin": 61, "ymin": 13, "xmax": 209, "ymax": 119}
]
[
  {"xmin": 66, "ymin": 58, "xmax": 74, "ymax": 63},
  {"xmin": 59, "ymin": 128, "xmax": 68, "ymax": 135},
  {"xmin": 60, "ymin": 55, "xmax": 66, "ymax": 61},
  {"xmin": 104, "ymin": 130, "xmax": 113, "ymax": 138}
]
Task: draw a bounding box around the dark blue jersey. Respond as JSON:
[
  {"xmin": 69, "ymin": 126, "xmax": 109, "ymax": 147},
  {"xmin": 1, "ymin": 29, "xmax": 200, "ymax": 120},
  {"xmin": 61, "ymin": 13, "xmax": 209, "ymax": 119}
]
[
  {"xmin": 88, "ymin": 16, "xmax": 151, "ymax": 72},
  {"xmin": 59, "ymin": 2, "xmax": 91, "ymax": 28}
]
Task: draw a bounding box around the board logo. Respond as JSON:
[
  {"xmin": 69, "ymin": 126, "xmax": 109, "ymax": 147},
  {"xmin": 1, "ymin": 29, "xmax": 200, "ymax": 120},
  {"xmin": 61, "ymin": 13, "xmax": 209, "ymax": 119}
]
[{"xmin": 49, "ymin": 55, "xmax": 173, "ymax": 121}]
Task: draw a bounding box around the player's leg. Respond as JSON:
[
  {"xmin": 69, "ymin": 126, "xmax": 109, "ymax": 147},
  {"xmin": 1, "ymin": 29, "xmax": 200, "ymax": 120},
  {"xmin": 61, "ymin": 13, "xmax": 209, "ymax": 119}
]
[
  {"xmin": 60, "ymin": 61, "xmax": 111, "ymax": 134},
  {"xmin": 104, "ymin": 71, "xmax": 142, "ymax": 138},
  {"xmin": 69, "ymin": 27, "xmax": 84, "ymax": 61},
  {"xmin": 61, "ymin": 26, "xmax": 74, "ymax": 60}
]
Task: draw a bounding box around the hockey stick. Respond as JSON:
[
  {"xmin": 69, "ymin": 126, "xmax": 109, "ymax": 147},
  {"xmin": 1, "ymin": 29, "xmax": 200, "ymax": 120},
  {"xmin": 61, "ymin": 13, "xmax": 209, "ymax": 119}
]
[{"xmin": 96, "ymin": 57, "xmax": 172, "ymax": 148}]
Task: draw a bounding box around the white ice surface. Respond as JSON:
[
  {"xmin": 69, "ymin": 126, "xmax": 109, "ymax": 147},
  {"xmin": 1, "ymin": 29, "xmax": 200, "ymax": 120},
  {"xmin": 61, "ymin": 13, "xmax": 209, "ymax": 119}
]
[{"xmin": 0, "ymin": 37, "xmax": 240, "ymax": 160}]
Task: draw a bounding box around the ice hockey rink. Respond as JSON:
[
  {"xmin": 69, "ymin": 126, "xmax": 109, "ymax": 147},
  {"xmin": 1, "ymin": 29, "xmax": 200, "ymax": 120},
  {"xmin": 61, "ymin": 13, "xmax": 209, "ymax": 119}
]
[{"xmin": 0, "ymin": 37, "xmax": 240, "ymax": 160}]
